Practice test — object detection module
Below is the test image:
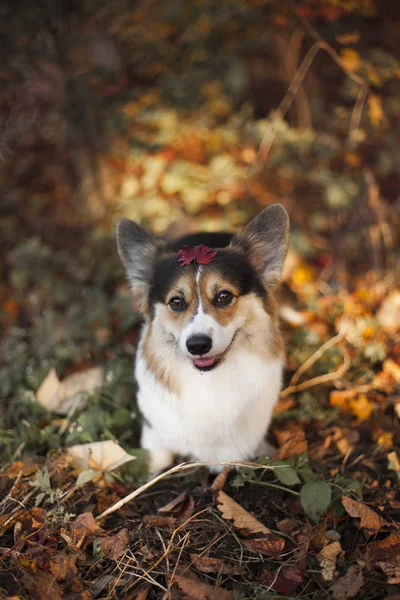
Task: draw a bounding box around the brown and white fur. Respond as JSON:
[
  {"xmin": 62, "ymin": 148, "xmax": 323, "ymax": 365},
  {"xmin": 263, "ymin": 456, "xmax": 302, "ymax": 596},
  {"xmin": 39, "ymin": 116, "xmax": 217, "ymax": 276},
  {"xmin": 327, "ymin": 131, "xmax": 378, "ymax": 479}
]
[{"xmin": 116, "ymin": 204, "xmax": 289, "ymax": 474}]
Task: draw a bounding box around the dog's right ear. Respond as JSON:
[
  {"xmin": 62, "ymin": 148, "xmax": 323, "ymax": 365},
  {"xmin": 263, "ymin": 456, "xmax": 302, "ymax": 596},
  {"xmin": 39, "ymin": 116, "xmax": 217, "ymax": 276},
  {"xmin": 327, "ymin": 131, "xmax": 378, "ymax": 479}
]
[{"xmin": 116, "ymin": 219, "xmax": 161, "ymax": 314}]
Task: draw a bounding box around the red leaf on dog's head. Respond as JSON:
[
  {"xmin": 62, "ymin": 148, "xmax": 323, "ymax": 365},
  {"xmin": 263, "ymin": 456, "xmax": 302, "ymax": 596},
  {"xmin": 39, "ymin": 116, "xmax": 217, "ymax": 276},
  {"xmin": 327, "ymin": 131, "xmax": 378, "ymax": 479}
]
[{"xmin": 178, "ymin": 245, "xmax": 217, "ymax": 266}]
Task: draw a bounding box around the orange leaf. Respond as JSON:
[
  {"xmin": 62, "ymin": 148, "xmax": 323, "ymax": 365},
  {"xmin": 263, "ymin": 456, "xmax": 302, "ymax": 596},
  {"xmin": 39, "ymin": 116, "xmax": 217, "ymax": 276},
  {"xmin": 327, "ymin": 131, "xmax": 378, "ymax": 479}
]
[
  {"xmin": 241, "ymin": 536, "xmax": 285, "ymax": 557},
  {"xmin": 340, "ymin": 49, "xmax": 361, "ymax": 72},
  {"xmin": 342, "ymin": 496, "xmax": 386, "ymax": 531},
  {"xmin": 190, "ymin": 554, "xmax": 242, "ymax": 575},
  {"xmin": 368, "ymin": 95, "xmax": 383, "ymax": 128},
  {"xmin": 168, "ymin": 573, "xmax": 233, "ymax": 600}
]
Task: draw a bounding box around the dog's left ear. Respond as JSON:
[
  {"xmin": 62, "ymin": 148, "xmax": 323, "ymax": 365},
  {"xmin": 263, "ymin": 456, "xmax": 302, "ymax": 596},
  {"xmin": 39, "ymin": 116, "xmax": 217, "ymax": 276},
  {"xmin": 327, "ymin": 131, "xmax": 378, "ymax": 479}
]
[
  {"xmin": 116, "ymin": 219, "xmax": 162, "ymax": 313},
  {"xmin": 230, "ymin": 204, "xmax": 289, "ymax": 289}
]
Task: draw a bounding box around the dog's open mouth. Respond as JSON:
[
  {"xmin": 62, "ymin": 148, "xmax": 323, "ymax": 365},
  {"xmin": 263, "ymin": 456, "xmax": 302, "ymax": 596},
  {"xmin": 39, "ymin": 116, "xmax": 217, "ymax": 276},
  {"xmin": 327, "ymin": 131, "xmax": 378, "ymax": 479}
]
[{"xmin": 193, "ymin": 356, "xmax": 220, "ymax": 371}]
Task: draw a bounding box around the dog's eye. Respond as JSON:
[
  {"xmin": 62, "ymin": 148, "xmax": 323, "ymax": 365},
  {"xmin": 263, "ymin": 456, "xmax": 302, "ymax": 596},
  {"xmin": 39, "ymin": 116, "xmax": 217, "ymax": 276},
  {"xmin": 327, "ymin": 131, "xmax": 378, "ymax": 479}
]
[
  {"xmin": 216, "ymin": 290, "xmax": 233, "ymax": 307},
  {"xmin": 168, "ymin": 296, "xmax": 186, "ymax": 311}
]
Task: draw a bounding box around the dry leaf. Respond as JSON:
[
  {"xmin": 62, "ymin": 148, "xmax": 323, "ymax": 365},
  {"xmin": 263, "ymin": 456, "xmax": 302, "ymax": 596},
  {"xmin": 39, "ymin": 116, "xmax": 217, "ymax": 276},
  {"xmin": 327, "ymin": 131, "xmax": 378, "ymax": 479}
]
[
  {"xmin": 217, "ymin": 491, "xmax": 270, "ymax": 535},
  {"xmin": 21, "ymin": 571, "xmax": 64, "ymax": 600},
  {"xmin": 377, "ymin": 291, "xmax": 400, "ymax": 333},
  {"xmin": 388, "ymin": 451, "xmax": 400, "ymax": 478},
  {"xmin": 158, "ymin": 490, "xmax": 190, "ymax": 513},
  {"xmin": 342, "ymin": 496, "xmax": 386, "ymax": 531},
  {"xmin": 67, "ymin": 440, "xmax": 136, "ymax": 472},
  {"xmin": 101, "ymin": 528, "xmax": 130, "ymax": 559},
  {"xmin": 368, "ymin": 95, "xmax": 383, "ymax": 128},
  {"xmin": 49, "ymin": 552, "xmax": 78, "ymax": 581},
  {"xmin": 374, "ymin": 533, "xmax": 400, "ymax": 584},
  {"xmin": 340, "ymin": 48, "xmax": 361, "ymax": 72},
  {"xmin": 263, "ymin": 565, "xmax": 303, "ymax": 595},
  {"xmin": 274, "ymin": 426, "xmax": 308, "ymax": 459},
  {"xmin": 190, "ymin": 554, "xmax": 242, "ymax": 575},
  {"xmin": 317, "ymin": 541, "xmax": 343, "ymax": 581},
  {"xmin": 169, "ymin": 574, "xmax": 233, "ymax": 600},
  {"xmin": 72, "ymin": 512, "xmax": 99, "ymax": 548},
  {"xmin": 37, "ymin": 367, "xmax": 103, "ymax": 414},
  {"xmin": 336, "ymin": 32, "xmax": 360, "ymax": 45},
  {"xmin": 210, "ymin": 465, "xmax": 231, "ymax": 492},
  {"xmin": 383, "ymin": 359, "xmax": 400, "ymax": 384},
  {"xmin": 329, "ymin": 565, "xmax": 365, "ymax": 599},
  {"xmin": 144, "ymin": 514, "xmax": 176, "ymax": 529},
  {"xmin": 241, "ymin": 536, "xmax": 285, "ymax": 557},
  {"xmin": 132, "ymin": 589, "xmax": 150, "ymax": 600},
  {"xmin": 378, "ymin": 562, "xmax": 400, "ymax": 585}
]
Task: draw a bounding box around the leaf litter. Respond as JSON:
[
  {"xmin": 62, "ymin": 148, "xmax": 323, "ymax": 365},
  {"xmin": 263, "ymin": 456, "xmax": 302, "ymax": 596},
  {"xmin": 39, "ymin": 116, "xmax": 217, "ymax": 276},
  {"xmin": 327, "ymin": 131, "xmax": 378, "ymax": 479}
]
[{"xmin": 1, "ymin": 1, "xmax": 400, "ymax": 599}]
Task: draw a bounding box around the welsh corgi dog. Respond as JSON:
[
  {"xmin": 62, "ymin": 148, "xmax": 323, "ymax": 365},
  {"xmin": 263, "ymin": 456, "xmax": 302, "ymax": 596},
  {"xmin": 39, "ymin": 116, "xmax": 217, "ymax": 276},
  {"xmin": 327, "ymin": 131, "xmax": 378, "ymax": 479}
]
[{"xmin": 116, "ymin": 204, "xmax": 289, "ymax": 474}]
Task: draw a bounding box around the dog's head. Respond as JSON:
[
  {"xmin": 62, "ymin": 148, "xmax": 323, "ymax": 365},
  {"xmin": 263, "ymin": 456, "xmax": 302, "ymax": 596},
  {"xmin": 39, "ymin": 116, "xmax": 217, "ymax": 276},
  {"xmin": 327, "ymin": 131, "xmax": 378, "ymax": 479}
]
[{"xmin": 117, "ymin": 205, "xmax": 289, "ymax": 372}]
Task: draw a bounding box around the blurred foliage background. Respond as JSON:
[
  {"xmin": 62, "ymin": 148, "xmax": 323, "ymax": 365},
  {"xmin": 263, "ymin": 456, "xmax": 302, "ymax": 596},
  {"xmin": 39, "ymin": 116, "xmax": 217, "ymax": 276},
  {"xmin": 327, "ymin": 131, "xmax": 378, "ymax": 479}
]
[{"xmin": 1, "ymin": 0, "xmax": 400, "ymax": 459}]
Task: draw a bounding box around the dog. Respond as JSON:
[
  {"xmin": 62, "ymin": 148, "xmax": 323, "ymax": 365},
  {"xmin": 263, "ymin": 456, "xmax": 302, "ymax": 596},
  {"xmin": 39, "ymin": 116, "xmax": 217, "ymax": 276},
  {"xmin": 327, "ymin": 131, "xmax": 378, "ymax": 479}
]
[{"xmin": 116, "ymin": 204, "xmax": 289, "ymax": 474}]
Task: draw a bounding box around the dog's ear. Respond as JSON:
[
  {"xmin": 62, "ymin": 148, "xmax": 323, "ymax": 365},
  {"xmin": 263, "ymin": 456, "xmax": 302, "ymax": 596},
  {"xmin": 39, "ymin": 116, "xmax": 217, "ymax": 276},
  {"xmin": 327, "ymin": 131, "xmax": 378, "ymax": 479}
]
[
  {"xmin": 230, "ymin": 204, "xmax": 289, "ymax": 289},
  {"xmin": 116, "ymin": 219, "xmax": 161, "ymax": 313}
]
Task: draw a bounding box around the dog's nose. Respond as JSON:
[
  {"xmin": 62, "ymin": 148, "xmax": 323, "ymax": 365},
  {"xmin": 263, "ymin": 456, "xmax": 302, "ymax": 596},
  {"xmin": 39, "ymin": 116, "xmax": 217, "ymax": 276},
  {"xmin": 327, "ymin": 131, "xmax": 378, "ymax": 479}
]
[{"xmin": 186, "ymin": 335, "xmax": 212, "ymax": 355}]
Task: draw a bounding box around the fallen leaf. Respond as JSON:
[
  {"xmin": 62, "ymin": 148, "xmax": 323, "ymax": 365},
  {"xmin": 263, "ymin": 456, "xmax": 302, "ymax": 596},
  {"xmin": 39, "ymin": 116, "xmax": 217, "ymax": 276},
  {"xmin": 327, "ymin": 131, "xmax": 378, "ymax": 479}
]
[
  {"xmin": 210, "ymin": 465, "xmax": 231, "ymax": 492},
  {"xmin": 168, "ymin": 573, "xmax": 233, "ymax": 600},
  {"xmin": 21, "ymin": 570, "xmax": 64, "ymax": 600},
  {"xmin": 241, "ymin": 536, "xmax": 285, "ymax": 557},
  {"xmin": 368, "ymin": 95, "xmax": 384, "ymax": 128},
  {"xmin": 336, "ymin": 31, "xmax": 360, "ymax": 45},
  {"xmin": 101, "ymin": 528, "xmax": 130, "ymax": 559},
  {"xmin": 72, "ymin": 512, "xmax": 99, "ymax": 549},
  {"xmin": 274, "ymin": 426, "xmax": 308, "ymax": 459},
  {"xmin": 330, "ymin": 391, "xmax": 373, "ymax": 421},
  {"xmin": 388, "ymin": 451, "xmax": 400, "ymax": 481},
  {"xmin": 158, "ymin": 490, "xmax": 190, "ymax": 514},
  {"xmin": 378, "ymin": 561, "xmax": 400, "ymax": 584},
  {"xmin": 190, "ymin": 554, "xmax": 242, "ymax": 575},
  {"xmin": 4, "ymin": 460, "xmax": 41, "ymax": 478},
  {"xmin": 383, "ymin": 359, "xmax": 400, "ymax": 385},
  {"xmin": 132, "ymin": 589, "xmax": 150, "ymax": 600},
  {"xmin": 217, "ymin": 491, "xmax": 270, "ymax": 535},
  {"xmin": 340, "ymin": 48, "xmax": 361, "ymax": 72},
  {"xmin": 342, "ymin": 496, "xmax": 386, "ymax": 531},
  {"xmin": 143, "ymin": 514, "xmax": 176, "ymax": 529},
  {"xmin": 37, "ymin": 367, "xmax": 103, "ymax": 414},
  {"xmin": 67, "ymin": 440, "xmax": 136, "ymax": 472},
  {"xmin": 49, "ymin": 552, "xmax": 78, "ymax": 581},
  {"xmin": 317, "ymin": 541, "xmax": 343, "ymax": 581},
  {"xmin": 263, "ymin": 565, "xmax": 303, "ymax": 595},
  {"xmin": 329, "ymin": 565, "xmax": 365, "ymax": 599},
  {"xmin": 377, "ymin": 290, "xmax": 400, "ymax": 333}
]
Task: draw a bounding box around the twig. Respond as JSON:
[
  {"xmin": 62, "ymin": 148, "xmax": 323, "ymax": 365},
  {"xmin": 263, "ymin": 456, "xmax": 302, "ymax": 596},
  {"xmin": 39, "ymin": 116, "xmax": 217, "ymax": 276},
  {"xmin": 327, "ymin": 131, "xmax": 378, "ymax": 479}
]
[
  {"xmin": 95, "ymin": 460, "xmax": 274, "ymax": 522},
  {"xmin": 289, "ymin": 321, "xmax": 348, "ymax": 386},
  {"xmin": 256, "ymin": 41, "xmax": 324, "ymax": 164},
  {"xmin": 280, "ymin": 347, "xmax": 351, "ymax": 399},
  {"xmin": 255, "ymin": 15, "xmax": 370, "ymax": 166}
]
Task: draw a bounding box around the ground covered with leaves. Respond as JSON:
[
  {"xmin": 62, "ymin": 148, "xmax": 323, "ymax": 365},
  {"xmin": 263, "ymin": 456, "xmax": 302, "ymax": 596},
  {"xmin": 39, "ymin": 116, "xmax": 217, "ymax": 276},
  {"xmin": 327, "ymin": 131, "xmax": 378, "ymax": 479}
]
[{"xmin": 1, "ymin": 1, "xmax": 400, "ymax": 599}]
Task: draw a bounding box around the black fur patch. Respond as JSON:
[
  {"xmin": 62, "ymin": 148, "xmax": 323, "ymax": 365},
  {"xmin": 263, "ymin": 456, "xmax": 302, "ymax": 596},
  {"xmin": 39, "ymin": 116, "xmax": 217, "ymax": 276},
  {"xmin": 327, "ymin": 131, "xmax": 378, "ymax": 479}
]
[
  {"xmin": 170, "ymin": 231, "xmax": 233, "ymax": 251},
  {"xmin": 208, "ymin": 249, "xmax": 267, "ymax": 301},
  {"xmin": 149, "ymin": 255, "xmax": 195, "ymax": 307},
  {"xmin": 149, "ymin": 241, "xmax": 267, "ymax": 312}
]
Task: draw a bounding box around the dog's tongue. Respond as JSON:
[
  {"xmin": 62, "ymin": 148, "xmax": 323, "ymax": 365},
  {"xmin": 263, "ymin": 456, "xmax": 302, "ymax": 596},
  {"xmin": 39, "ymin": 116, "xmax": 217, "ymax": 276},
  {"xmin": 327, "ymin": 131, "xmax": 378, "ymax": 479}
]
[{"xmin": 194, "ymin": 356, "xmax": 216, "ymax": 368}]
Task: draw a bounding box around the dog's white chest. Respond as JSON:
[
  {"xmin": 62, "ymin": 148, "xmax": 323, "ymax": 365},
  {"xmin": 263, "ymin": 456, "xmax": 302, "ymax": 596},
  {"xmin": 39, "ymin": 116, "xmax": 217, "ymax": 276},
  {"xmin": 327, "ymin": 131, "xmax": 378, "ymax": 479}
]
[{"xmin": 135, "ymin": 343, "xmax": 283, "ymax": 463}]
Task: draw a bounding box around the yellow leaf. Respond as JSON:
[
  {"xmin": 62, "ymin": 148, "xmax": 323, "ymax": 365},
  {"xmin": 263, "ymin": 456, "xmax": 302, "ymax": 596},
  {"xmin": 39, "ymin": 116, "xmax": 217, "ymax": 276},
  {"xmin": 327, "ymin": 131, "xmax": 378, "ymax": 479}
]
[
  {"xmin": 340, "ymin": 49, "xmax": 361, "ymax": 72},
  {"xmin": 291, "ymin": 264, "xmax": 315, "ymax": 285},
  {"xmin": 349, "ymin": 394, "xmax": 373, "ymax": 421},
  {"xmin": 368, "ymin": 95, "xmax": 383, "ymax": 128},
  {"xmin": 336, "ymin": 32, "xmax": 360, "ymax": 45}
]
